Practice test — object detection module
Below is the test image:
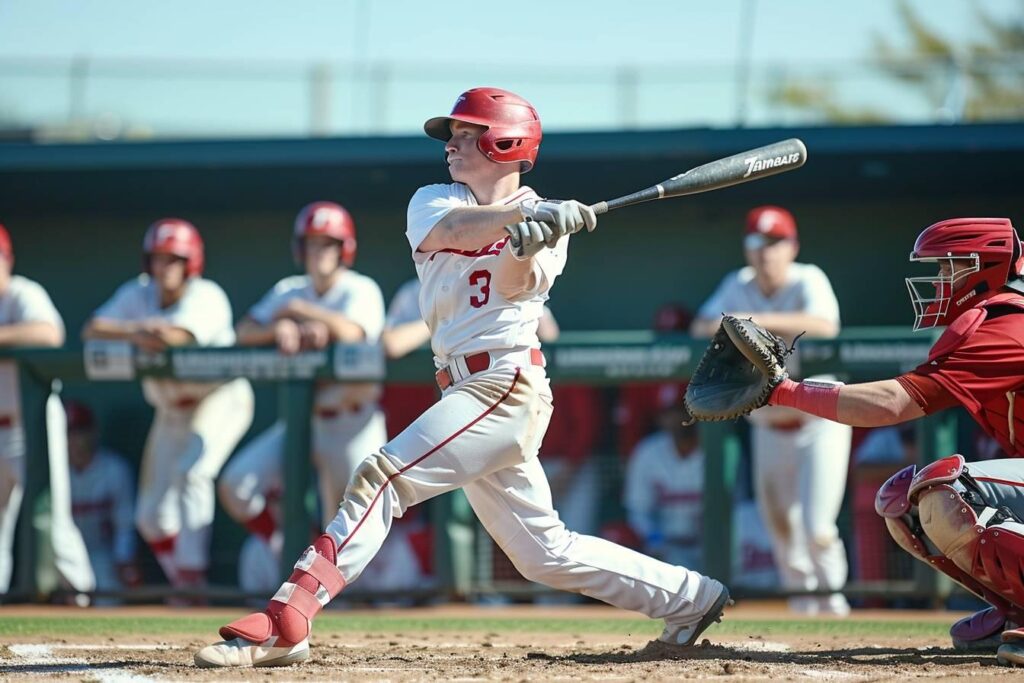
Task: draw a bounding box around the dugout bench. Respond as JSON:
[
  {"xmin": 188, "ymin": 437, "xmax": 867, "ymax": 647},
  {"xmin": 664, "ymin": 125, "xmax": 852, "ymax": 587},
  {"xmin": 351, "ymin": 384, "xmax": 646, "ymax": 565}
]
[{"xmin": 5, "ymin": 327, "xmax": 949, "ymax": 603}]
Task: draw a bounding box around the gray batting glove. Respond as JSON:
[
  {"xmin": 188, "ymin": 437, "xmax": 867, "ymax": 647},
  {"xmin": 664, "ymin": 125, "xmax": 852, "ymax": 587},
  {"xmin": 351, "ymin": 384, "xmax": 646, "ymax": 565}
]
[
  {"xmin": 520, "ymin": 198, "xmax": 597, "ymax": 239},
  {"xmin": 505, "ymin": 220, "xmax": 555, "ymax": 259}
]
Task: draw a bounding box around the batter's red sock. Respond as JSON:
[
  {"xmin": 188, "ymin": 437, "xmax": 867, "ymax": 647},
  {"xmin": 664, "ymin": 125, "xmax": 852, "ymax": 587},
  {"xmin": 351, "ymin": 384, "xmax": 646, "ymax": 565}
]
[
  {"xmin": 243, "ymin": 507, "xmax": 277, "ymax": 541},
  {"xmin": 220, "ymin": 534, "xmax": 346, "ymax": 645},
  {"xmin": 769, "ymin": 378, "xmax": 842, "ymax": 422}
]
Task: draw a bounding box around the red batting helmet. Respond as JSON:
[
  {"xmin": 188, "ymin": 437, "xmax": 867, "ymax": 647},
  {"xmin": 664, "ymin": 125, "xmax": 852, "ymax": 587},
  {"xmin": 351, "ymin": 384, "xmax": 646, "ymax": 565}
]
[
  {"xmin": 905, "ymin": 217, "xmax": 1023, "ymax": 330},
  {"xmin": 0, "ymin": 224, "xmax": 12, "ymax": 266},
  {"xmin": 424, "ymin": 87, "xmax": 542, "ymax": 173},
  {"xmin": 143, "ymin": 218, "xmax": 204, "ymax": 277},
  {"xmin": 292, "ymin": 201, "xmax": 357, "ymax": 268},
  {"xmin": 64, "ymin": 400, "xmax": 96, "ymax": 432}
]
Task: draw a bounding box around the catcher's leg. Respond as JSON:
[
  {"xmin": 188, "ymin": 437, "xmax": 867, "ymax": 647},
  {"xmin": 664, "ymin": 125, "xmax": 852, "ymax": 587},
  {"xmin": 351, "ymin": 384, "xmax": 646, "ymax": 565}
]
[{"xmin": 877, "ymin": 458, "xmax": 1024, "ymax": 651}]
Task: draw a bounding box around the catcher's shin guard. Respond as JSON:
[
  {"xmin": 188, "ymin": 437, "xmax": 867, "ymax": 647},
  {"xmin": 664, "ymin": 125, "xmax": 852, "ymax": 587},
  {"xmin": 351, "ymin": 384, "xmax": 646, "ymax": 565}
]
[
  {"xmin": 220, "ymin": 534, "xmax": 345, "ymax": 645},
  {"xmin": 876, "ymin": 462, "xmax": 1023, "ymax": 623}
]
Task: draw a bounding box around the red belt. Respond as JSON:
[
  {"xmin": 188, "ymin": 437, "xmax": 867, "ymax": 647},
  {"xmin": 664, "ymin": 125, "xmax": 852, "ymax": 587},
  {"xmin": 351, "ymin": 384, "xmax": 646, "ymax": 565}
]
[
  {"xmin": 767, "ymin": 419, "xmax": 805, "ymax": 432},
  {"xmin": 0, "ymin": 415, "xmax": 12, "ymax": 428},
  {"xmin": 315, "ymin": 404, "xmax": 365, "ymax": 419},
  {"xmin": 435, "ymin": 349, "xmax": 544, "ymax": 391},
  {"xmin": 174, "ymin": 397, "xmax": 200, "ymax": 410}
]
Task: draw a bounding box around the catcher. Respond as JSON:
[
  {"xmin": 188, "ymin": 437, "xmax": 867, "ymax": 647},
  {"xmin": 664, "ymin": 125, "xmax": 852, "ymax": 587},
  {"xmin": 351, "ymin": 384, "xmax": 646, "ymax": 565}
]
[{"xmin": 686, "ymin": 217, "xmax": 1024, "ymax": 665}]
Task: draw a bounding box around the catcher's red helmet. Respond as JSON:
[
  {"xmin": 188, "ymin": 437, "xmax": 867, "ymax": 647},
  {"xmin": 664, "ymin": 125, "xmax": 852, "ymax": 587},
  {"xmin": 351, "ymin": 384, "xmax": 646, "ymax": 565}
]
[
  {"xmin": 424, "ymin": 87, "xmax": 542, "ymax": 173},
  {"xmin": 65, "ymin": 400, "xmax": 96, "ymax": 432},
  {"xmin": 905, "ymin": 217, "xmax": 1023, "ymax": 330},
  {"xmin": 292, "ymin": 201, "xmax": 357, "ymax": 268},
  {"xmin": 143, "ymin": 218, "xmax": 204, "ymax": 277},
  {"xmin": 0, "ymin": 223, "xmax": 12, "ymax": 266}
]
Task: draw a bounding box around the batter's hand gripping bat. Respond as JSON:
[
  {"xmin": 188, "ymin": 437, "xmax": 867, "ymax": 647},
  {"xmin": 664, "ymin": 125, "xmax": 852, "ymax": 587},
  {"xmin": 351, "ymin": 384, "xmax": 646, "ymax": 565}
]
[{"xmin": 589, "ymin": 138, "xmax": 807, "ymax": 215}]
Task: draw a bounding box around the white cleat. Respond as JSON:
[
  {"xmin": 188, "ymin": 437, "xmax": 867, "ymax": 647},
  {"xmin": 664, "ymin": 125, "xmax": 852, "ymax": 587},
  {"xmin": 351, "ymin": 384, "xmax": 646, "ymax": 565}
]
[
  {"xmin": 997, "ymin": 642, "xmax": 1024, "ymax": 667},
  {"xmin": 194, "ymin": 636, "xmax": 309, "ymax": 668},
  {"xmin": 659, "ymin": 582, "xmax": 732, "ymax": 647}
]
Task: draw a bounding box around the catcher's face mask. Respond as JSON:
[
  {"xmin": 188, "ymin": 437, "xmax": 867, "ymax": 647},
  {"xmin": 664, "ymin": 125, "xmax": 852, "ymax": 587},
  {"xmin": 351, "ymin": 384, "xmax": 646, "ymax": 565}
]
[{"xmin": 905, "ymin": 254, "xmax": 979, "ymax": 331}]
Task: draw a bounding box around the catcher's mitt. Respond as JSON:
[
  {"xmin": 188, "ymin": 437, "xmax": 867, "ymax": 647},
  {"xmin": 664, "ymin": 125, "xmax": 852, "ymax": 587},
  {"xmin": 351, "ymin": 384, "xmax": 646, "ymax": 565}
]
[{"xmin": 684, "ymin": 315, "xmax": 799, "ymax": 422}]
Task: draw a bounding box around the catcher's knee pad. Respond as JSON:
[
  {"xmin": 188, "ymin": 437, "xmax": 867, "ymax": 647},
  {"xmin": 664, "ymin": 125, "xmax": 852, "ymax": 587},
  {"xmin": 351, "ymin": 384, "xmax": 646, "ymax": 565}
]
[
  {"xmin": 221, "ymin": 534, "xmax": 345, "ymax": 645},
  {"xmin": 910, "ymin": 455, "xmax": 984, "ymax": 573}
]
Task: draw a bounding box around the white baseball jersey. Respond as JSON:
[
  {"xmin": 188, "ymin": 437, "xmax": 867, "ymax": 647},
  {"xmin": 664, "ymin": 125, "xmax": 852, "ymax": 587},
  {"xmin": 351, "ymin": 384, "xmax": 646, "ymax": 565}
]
[
  {"xmin": 406, "ymin": 183, "xmax": 568, "ymax": 367},
  {"xmin": 0, "ymin": 275, "xmax": 65, "ymax": 456},
  {"xmin": 624, "ymin": 431, "xmax": 705, "ymax": 545},
  {"xmin": 92, "ymin": 275, "xmax": 237, "ymax": 410},
  {"xmin": 385, "ymin": 278, "xmax": 423, "ymax": 329},
  {"xmin": 69, "ymin": 448, "xmax": 136, "ymax": 565},
  {"xmin": 247, "ymin": 272, "xmax": 385, "ymax": 410}
]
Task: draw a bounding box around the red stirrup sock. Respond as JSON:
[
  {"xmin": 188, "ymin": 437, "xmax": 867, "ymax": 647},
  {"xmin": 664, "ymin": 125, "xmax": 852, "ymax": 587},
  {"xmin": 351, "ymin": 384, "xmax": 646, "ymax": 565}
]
[
  {"xmin": 219, "ymin": 534, "xmax": 346, "ymax": 645},
  {"xmin": 769, "ymin": 378, "xmax": 842, "ymax": 422}
]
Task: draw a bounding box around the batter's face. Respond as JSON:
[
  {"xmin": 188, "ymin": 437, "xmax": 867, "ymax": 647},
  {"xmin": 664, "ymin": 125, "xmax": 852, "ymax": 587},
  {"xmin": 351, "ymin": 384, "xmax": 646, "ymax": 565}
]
[
  {"xmin": 150, "ymin": 253, "xmax": 188, "ymax": 292},
  {"xmin": 745, "ymin": 238, "xmax": 798, "ymax": 288},
  {"xmin": 446, "ymin": 121, "xmax": 497, "ymax": 184},
  {"xmin": 304, "ymin": 235, "xmax": 343, "ymax": 278}
]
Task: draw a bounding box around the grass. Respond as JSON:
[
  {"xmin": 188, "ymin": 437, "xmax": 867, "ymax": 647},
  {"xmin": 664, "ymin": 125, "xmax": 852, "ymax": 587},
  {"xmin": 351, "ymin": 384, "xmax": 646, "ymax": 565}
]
[{"xmin": 0, "ymin": 614, "xmax": 951, "ymax": 640}]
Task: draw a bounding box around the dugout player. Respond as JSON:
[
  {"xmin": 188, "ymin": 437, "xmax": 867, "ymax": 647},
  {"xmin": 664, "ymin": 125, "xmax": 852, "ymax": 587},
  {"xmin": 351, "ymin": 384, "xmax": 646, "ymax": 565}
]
[
  {"xmin": 692, "ymin": 206, "xmax": 851, "ymax": 616},
  {"xmin": 195, "ymin": 86, "xmax": 730, "ymax": 668},
  {"xmin": 755, "ymin": 217, "xmax": 1024, "ymax": 662},
  {"xmin": 83, "ymin": 218, "xmax": 254, "ymax": 595},
  {"xmin": 218, "ymin": 202, "xmax": 386, "ymax": 548},
  {"xmin": 0, "ymin": 223, "xmax": 95, "ymax": 598}
]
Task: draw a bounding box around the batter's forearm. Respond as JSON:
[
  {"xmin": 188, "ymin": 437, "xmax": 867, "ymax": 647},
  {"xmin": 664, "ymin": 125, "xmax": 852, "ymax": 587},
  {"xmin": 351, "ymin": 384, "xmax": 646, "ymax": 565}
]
[
  {"xmin": 419, "ymin": 205, "xmax": 524, "ymax": 252},
  {"xmin": 492, "ymin": 249, "xmax": 540, "ymax": 302},
  {"xmin": 0, "ymin": 321, "xmax": 63, "ymax": 347}
]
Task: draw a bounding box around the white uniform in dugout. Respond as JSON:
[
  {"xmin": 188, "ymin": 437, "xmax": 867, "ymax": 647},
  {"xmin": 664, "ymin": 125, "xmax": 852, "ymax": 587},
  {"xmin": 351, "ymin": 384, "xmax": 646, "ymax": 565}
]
[
  {"xmin": 0, "ymin": 263, "xmax": 94, "ymax": 595},
  {"xmin": 87, "ymin": 219, "xmax": 254, "ymax": 588},
  {"xmin": 219, "ymin": 271, "xmax": 387, "ymax": 529},
  {"xmin": 696, "ymin": 205, "xmax": 850, "ymax": 616},
  {"xmin": 69, "ymin": 446, "xmax": 136, "ymax": 592},
  {"xmin": 196, "ymin": 87, "xmax": 730, "ymax": 668}
]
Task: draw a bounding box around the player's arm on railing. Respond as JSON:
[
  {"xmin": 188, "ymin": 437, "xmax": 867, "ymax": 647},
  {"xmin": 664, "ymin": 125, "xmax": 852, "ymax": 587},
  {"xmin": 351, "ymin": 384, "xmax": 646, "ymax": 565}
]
[
  {"xmin": 0, "ymin": 320, "xmax": 63, "ymax": 347},
  {"xmin": 381, "ymin": 320, "xmax": 431, "ymax": 359}
]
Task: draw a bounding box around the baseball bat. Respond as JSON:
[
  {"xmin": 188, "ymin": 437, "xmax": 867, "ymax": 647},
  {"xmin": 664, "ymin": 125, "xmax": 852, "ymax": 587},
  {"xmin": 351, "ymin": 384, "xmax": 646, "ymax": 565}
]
[{"xmin": 589, "ymin": 138, "xmax": 807, "ymax": 215}]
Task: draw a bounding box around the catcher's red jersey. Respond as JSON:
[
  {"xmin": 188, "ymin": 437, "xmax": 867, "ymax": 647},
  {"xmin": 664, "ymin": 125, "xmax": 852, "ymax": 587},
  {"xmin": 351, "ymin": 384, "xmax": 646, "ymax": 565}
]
[{"xmin": 898, "ymin": 291, "xmax": 1024, "ymax": 457}]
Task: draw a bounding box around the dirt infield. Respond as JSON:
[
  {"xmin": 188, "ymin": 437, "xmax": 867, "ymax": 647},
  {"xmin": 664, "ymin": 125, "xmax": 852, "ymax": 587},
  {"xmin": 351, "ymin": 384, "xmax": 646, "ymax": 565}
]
[{"xmin": 3, "ymin": 603, "xmax": 1024, "ymax": 681}]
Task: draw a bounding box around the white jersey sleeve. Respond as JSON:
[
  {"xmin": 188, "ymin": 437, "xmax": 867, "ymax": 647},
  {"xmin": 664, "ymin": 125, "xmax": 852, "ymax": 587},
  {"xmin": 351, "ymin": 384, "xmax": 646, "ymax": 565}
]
[
  {"xmin": 93, "ymin": 277, "xmax": 148, "ymax": 321},
  {"xmin": 168, "ymin": 280, "xmax": 236, "ymax": 346},
  {"xmin": 696, "ymin": 270, "xmax": 742, "ymax": 320},
  {"xmin": 346, "ymin": 274, "xmax": 386, "ymax": 342},
  {"xmin": 385, "ymin": 279, "xmax": 423, "ymax": 328},
  {"xmin": 4, "ymin": 276, "xmax": 65, "ymax": 334},
  {"xmin": 246, "ymin": 278, "xmax": 295, "ymax": 326},
  {"xmin": 796, "ymin": 264, "xmax": 841, "ymax": 326},
  {"xmin": 406, "ymin": 183, "xmax": 473, "ymax": 258}
]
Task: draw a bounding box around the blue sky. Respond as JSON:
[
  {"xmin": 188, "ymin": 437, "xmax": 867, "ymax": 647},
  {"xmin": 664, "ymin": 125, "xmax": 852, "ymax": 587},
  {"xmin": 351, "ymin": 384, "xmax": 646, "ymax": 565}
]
[{"xmin": 0, "ymin": 0, "xmax": 1019, "ymax": 137}]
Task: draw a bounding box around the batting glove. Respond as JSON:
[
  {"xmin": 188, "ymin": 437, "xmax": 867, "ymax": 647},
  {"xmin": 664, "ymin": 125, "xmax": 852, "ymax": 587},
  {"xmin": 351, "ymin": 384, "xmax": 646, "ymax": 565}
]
[
  {"xmin": 505, "ymin": 220, "xmax": 555, "ymax": 259},
  {"xmin": 520, "ymin": 198, "xmax": 597, "ymax": 239}
]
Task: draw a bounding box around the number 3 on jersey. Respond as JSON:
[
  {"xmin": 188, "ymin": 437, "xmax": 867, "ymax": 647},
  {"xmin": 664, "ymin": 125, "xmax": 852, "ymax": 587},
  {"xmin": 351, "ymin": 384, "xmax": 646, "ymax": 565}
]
[{"xmin": 469, "ymin": 269, "xmax": 491, "ymax": 308}]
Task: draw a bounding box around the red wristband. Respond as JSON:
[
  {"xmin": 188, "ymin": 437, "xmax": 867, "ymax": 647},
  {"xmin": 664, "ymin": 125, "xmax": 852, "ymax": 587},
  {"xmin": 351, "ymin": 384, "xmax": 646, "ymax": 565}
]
[{"xmin": 769, "ymin": 378, "xmax": 842, "ymax": 422}]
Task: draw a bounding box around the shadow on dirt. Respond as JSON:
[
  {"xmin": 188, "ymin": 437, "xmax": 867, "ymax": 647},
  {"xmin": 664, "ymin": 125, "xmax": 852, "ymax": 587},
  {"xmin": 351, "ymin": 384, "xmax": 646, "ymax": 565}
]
[{"xmin": 524, "ymin": 640, "xmax": 1002, "ymax": 669}]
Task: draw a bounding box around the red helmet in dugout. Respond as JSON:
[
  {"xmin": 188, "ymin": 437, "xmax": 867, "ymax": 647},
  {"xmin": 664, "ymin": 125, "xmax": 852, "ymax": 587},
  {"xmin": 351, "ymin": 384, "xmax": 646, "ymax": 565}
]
[
  {"xmin": 292, "ymin": 201, "xmax": 357, "ymax": 267},
  {"xmin": 424, "ymin": 87, "xmax": 543, "ymax": 173},
  {"xmin": 0, "ymin": 224, "xmax": 12, "ymax": 265},
  {"xmin": 906, "ymin": 217, "xmax": 1024, "ymax": 330},
  {"xmin": 143, "ymin": 218, "xmax": 205, "ymax": 277},
  {"xmin": 65, "ymin": 400, "xmax": 96, "ymax": 432}
]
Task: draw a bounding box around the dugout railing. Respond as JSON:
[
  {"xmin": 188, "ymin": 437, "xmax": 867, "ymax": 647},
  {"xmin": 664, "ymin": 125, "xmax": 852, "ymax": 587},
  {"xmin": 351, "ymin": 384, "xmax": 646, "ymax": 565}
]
[{"xmin": 4, "ymin": 328, "xmax": 951, "ymax": 603}]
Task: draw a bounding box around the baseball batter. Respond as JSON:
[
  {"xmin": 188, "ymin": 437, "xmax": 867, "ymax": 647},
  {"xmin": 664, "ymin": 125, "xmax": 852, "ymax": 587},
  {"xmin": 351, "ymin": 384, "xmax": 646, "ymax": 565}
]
[
  {"xmin": 692, "ymin": 206, "xmax": 851, "ymax": 616},
  {"xmin": 195, "ymin": 86, "xmax": 730, "ymax": 668},
  {"xmin": 0, "ymin": 223, "xmax": 95, "ymax": 597},
  {"xmin": 83, "ymin": 218, "xmax": 254, "ymax": 593},
  {"xmin": 66, "ymin": 401, "xmax": 139, "ymax": 595},
  {"xmin": 219, "ymin": 201, "xmax": 387, "ymax": 543},
  {"xmin": 733, "ymin": 216, "xmax": 1024, "ymax": 662}
]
